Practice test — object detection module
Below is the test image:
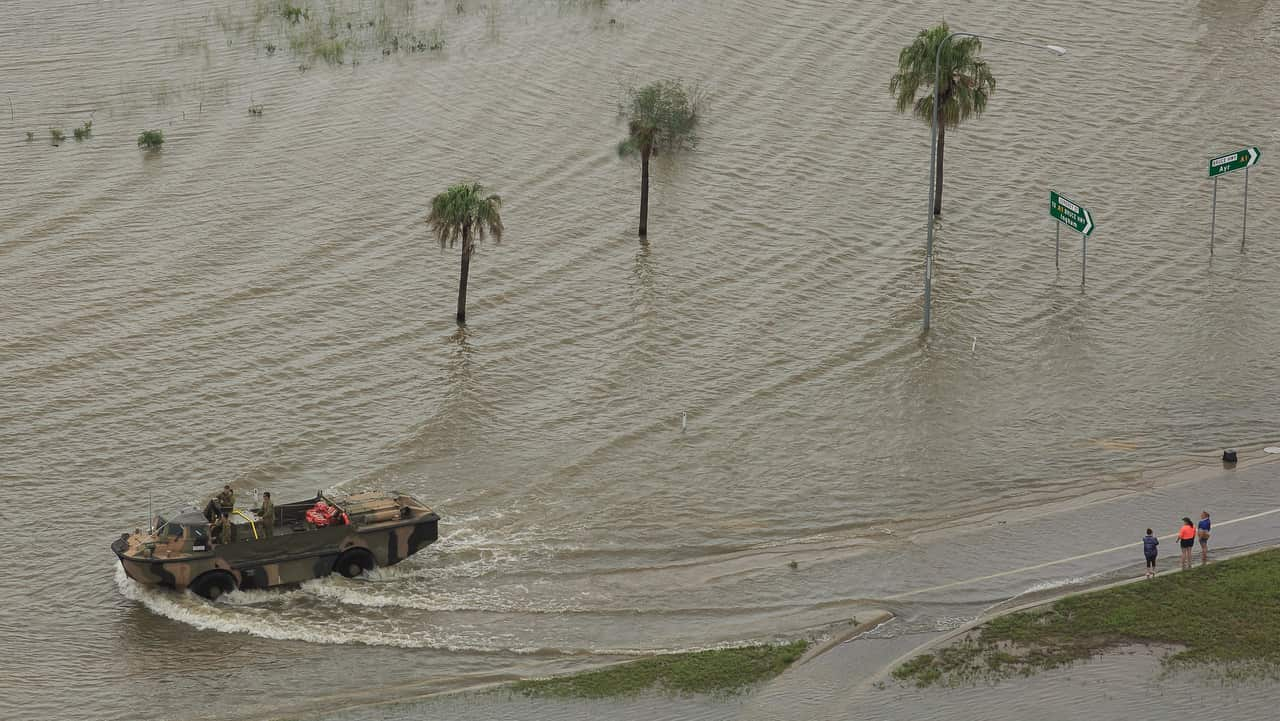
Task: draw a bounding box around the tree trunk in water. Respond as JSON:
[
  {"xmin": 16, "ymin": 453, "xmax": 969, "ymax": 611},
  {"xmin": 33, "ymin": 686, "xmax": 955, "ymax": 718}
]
[
  {"xmin": 456, "ymin": 233, "xmax": 471, "ymax": 325},
  {"xmin": 933, "ymin": 123, "xmax": 946, "ymax": 216},
  {"xmin": 639, "ymin": 145, "xmax": 651, "ymax": 237}
]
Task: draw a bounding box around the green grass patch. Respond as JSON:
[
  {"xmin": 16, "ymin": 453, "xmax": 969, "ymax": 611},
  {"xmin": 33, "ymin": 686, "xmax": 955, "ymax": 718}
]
[
  {"xmin": 893, "ymin": 548, "xmax": 1280, "ymax": 687},
  {"xmin": 514, "ymin": 641, "xmax": 810, "ymax": 699}
]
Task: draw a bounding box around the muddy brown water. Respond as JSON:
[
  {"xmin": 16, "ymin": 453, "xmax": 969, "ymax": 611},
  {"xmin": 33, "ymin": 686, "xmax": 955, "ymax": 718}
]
[{"xmin": 3, "ymin": 1, "xmax": 1280, "ymax": 720}]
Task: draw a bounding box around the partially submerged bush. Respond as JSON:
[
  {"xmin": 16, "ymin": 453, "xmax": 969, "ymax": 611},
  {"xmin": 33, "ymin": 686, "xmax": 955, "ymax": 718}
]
[
  {"xmin": 280, "ymin": 2, "xmax": 309, "ymax": 24},
  {"xmin": 313, "ymin": 37, "xmax": 346, "ymax": 64},
  {"xmin": 426, "ymin": 26, "xmax": 445, "ymax": 50},
  {"xmin": 50, "ymin": 128, "xmax": 65, "ymax": 145},
  {"xmin": 73, "ymin": 120, "xmax": 93, "ymax": 141},
  {"xmin": 384, "ymin": 27, "xmax": 445, "ymax": 54},
  {"xmin": 137, "ymin": 129, "xmax": 164, "ymax": 150}
]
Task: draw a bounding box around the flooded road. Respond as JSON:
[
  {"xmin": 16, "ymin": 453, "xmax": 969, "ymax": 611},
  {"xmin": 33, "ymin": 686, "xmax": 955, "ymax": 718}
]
[{"xmin": 2, "ymin": 1, "xmax": 1279, "ymax": 720}]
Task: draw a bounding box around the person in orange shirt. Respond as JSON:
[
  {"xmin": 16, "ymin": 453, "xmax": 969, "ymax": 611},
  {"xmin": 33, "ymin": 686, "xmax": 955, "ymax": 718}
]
[{"xmin": 1178, "ymin": 517, "xmax": 1197, "ymax": 570}]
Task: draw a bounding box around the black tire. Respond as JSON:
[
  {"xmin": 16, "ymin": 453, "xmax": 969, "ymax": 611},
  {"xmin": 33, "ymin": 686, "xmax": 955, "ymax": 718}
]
[
  {"xmin": 335, "ymin": 548, "xmax": 376, "ymax": 578},
  {"xmin": 190, "ymin": 571, "xmax": 238, "ymax": 601}
]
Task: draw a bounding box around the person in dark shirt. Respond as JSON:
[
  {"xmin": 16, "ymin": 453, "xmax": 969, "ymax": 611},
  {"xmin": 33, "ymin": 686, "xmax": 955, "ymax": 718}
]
[
  {"xmin": 1142, "ymin": 529, "xmax": 1159, "ymax": 578},
  {"xmin": 1197, "ymin": 511, "xmax": 1211, "ymax": 565}
]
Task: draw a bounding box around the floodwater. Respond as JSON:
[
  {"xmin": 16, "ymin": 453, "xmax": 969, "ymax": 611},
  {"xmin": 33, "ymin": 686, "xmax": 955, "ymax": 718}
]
[{"xmin": 2, "ymin": 0, "xmax": 1279, "ymax": 720}]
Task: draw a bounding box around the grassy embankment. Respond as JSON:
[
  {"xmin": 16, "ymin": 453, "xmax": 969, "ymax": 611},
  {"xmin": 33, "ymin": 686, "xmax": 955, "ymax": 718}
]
[
  {"xmin": 514, "ymin": 641, "xmax": 810, "ymax": 698},
  {"xmin": 893, "ymin": 548, "xmax": 1280, "ymax": 687}
]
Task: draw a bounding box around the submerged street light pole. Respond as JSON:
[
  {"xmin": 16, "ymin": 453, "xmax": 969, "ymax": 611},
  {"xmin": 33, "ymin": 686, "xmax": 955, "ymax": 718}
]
[{"xmin": 922, "ymin": 32, "xmax": 1067, "ymax": 333}]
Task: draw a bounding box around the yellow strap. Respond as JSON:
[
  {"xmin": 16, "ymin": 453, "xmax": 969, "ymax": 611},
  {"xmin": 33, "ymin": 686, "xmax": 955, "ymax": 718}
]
[{"xmin": 231, "ymin": 509, "xmax": 260, "ymax": 540}]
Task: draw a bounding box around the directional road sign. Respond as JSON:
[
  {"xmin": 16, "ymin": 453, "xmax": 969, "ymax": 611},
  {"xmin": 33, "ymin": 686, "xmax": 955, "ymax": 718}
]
[
  {"xmin": 1209, "ymin": 147, "xmax": 1261, "ymax": 177},
  {"xmin": 1049, "ymin": 191, "xmax": 1094, "ymax": 237}
]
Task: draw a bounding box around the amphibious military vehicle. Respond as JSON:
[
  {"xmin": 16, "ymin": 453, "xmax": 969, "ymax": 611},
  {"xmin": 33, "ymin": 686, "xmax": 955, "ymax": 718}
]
[{"xmin": 113, "ymin": 491, "xmax": 440, "ymax": 599}]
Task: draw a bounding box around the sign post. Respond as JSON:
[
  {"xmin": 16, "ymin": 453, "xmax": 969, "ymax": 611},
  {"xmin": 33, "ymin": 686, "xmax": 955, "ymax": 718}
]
[
  {"xmin": 1049, "ymin": 190, "xmax": 1095, "ymax": 287},
  {"xmin": 1210, "ymin": 178, "xmax": 1217, "ymax": 256},
  {"xmin": 1208, "ymin": 147, "xmax": 1261, "ymax": 253}
]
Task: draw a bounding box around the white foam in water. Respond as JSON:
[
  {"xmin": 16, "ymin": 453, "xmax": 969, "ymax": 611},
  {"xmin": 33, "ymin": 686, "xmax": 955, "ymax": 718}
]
[
  {"xmin": 218, "ymin": 586, "xmax": 289, "ymax": 607},
  {"xmin": 932, "ymin": 615, "xmax": 974, "ymax": 631},
  {"xmin": 300, "ymin": 575, "xmax": 592, "ymax": 614},
  {"xmin": 114, "ymin": 566, "xmax": 398, "ymax": 645},
  {"xmin": 1015, "ymin": 576, "xmax": 1092, "ymax": 597},
  {"xmin": 112, "ymin": 565, "xmax": 536, "ymax": 651}
]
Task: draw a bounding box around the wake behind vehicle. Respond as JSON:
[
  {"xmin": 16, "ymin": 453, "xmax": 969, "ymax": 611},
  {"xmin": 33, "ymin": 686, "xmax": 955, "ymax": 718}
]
[{"xmin": 113, "ymin": 491, "xmax": 440, "ymax": 599}]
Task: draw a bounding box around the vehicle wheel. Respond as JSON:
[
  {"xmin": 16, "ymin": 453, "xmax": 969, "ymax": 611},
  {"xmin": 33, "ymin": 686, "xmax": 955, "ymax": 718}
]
[
  {"xmin": 335, "ymin": 548, "xmax": 376, "ymax": 578},
  {"xmin": 190, "ymin": 571, "xmax": 238, "ymax": 601}
]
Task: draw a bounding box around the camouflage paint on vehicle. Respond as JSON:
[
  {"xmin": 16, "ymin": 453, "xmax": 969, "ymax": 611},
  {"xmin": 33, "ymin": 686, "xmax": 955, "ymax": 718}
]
[{"xmin": 112, "ymin": 492, "xmax": 439, "ymax": 597}]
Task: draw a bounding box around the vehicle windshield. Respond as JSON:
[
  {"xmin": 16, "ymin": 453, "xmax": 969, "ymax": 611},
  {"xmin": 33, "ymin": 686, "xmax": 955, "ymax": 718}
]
[{"xmin": 155, "ymin": 521, "xmax": 185, "ymax": 540}]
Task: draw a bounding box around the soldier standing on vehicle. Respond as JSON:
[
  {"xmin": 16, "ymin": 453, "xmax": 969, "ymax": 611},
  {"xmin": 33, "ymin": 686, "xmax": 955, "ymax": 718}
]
[
  {"xmin": 260, "ymin": 492, "xmax": 274, "ymax": 539},
  {"xmin": 210, "ymin": 512, "xmax": 233, "ymax": 545},
  {"xmin": 217, "ymin": 485, "xmax": 235, "ymax": 515}
]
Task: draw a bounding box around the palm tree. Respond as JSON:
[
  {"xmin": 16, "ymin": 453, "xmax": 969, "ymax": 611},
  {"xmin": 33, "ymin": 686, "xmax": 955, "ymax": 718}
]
[
  {"xmin": 618, "ymin": 80, "xmax": 701, "ymax": 237},
  {"xmin": 889, "ymin": 22, "xmax": 995, "ymax": 215},
  {"xmin": 427, "ymin": 182, "xmax": 504, "ymax": 325}
]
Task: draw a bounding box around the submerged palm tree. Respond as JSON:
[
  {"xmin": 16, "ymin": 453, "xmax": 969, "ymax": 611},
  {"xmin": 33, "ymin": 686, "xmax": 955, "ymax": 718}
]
[
  {"xmin": 618, "ymin": 80, "xmax": 701, "ymax": 237},
  {"xmin": 889, "ymin": 22, "xmax": 995, "ymax": 215},
  {"xmin": 427, "ymin": 182, "xmax": 504, "ymax": 325}
]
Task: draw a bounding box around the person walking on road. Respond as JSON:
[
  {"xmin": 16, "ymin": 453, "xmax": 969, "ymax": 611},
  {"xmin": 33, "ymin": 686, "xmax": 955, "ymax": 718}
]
[
  {"xmin": 1178, "ymin": 517, "xmax": 1196, "ymax": 570},
  {"xmin": 1143, "ymin": 528, "xmax": 1159, "ymax": 578},
  {"xmin": 1197, "ymin": 511, "xmax": 1211, "ymax": 565}
]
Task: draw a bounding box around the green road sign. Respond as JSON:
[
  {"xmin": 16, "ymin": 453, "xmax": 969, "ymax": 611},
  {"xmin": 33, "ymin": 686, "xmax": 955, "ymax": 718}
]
[
  {"xmin": 1049, "ymin": 191, "xmax": 1094, "ymax": 237},
  {"xmin": 1209, "ymin": 147, "xmax": 1260, "ymax": 177}
]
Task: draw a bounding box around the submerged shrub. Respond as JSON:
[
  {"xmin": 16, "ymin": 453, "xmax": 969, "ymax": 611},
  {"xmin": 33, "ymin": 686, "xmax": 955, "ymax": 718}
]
[
  {"xmin": 426, "ymin": 26, "xmax": 445, "ymax": 51},
  {"xmin": 312, "ymin": 37, "xmax": 346, "ymax": 64},
  {"xmin": 50, "ymin": 128, "xmax": 65, "ymax": 145},
  {"xmin": 137, "ymin": 129, "xmax": 164, "ymax": 150},
  {"xmin": 280, "ymin": 2, "xmax": 309, "ymax": 24}
]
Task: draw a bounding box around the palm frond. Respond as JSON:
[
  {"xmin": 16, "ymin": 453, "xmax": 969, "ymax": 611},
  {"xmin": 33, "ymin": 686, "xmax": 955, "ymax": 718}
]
[
  {"xmin": 426, "ymin": 182, "xmax": 505, "ymax": 250},
  {"xmin": 618, "ymin": 80, "xmax": 703, "ymax": 160},
  {"xmin": 889, "ymin": 22, "xmax": 996, "ymax": 130}
]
